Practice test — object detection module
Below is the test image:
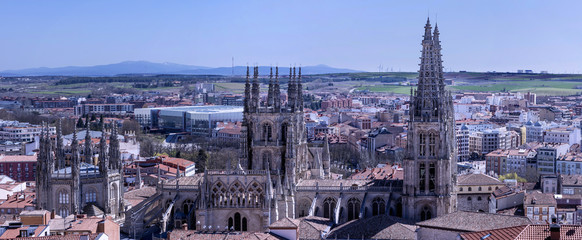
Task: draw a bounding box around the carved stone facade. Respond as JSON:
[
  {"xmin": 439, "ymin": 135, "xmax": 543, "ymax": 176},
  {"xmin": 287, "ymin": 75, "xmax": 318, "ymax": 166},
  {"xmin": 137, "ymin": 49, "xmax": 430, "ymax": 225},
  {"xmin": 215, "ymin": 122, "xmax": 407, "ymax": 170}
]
[
  {"xmin": 124, "ymin": 19, "xmax": 457, "ymax": 237},
  {"xmin": 36, "ymin": 121, "xmax": 124, "ymax": 220},
  {"xmin": 402, "ymin": 18, "xmax": 458, "ymax": 221}
]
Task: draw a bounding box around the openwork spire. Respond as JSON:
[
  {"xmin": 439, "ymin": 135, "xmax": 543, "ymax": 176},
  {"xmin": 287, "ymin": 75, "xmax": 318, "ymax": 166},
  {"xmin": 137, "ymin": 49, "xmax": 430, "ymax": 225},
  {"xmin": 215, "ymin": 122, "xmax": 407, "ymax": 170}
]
[{"xmin": 412, "ymin": 17, "xmax": 448, "ymax": 122}]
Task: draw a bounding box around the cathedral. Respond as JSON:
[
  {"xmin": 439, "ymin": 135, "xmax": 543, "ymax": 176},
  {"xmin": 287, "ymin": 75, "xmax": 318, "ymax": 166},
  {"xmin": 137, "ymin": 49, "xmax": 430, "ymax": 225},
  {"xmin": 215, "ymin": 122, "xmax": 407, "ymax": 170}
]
[
  {"xmin": 120, "ymin": 18, "xmax": 457, "ymax": 236},
  {"xmin": 36, "ymin": 121, "xmax": 125, "ymax": 220}
]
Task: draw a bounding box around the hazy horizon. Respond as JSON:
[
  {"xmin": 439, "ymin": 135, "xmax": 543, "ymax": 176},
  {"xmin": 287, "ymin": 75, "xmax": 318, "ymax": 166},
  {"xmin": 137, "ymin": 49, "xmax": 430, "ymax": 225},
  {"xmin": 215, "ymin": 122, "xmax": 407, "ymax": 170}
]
[{"xmin": 1, "ymin": 1, "xmax": 581, "ymax": 73}]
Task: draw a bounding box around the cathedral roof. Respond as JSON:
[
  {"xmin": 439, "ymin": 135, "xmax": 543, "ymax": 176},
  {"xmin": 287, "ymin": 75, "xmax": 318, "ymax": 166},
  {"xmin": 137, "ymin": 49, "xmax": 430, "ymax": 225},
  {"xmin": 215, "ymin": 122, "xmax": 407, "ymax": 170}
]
[
  {"xmin": 416, "ymin": 211, "xmax": 532, "ymax": 232},
  {"xmin": 124, "ymin": 186, "xmax": 157, "ymax": 207},
  {"xmin": 296, "ymin": 179, "xmax": 371, "ymax": 187},
  {"xmin": 168, "ymin": 230, "xmax": 283, "ymax": 240},
  {"xmin": 269, "ymin": 217, "xmax": 300, "ymax": 228},
  {"xmin": 327, "ymin": 215, "xmax": 416, "ymax": 240},
  {"xmin": 165, "ymin": 175, "xmax": 204, "ymax": 186}
]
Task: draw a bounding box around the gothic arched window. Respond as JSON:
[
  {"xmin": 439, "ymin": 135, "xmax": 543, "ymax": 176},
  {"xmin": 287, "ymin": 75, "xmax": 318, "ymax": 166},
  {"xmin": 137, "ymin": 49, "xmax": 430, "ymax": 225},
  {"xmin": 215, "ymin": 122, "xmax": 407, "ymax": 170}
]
[
  {"xmin": 429, "ymin": 132, "xmax": 436, "ymax": 157},
  {"xmin": 58, "ymin": 190, "xmax": 70, "ymax": 204},
  {"xmin": 419, "ymin": 133, "xmax": 426, "ymax": 157},
  {"xmin": 183, "ymin": 199, "xmax": 194, "ymax": 216},
  {"xmin": 247, "ymin": 181, "xmax": 264, "ymax": 208},
  {"xmin": 85, "ymin": 188, "xmax": 97, "ymax": 203},
  {"xmin": 420, "ymin": 206, "xmax": 432, "ymax": 221},
  {"xmin": 419, "ymin": 163, "xmax": 426, "ymax": 192},
  {"xmin": 372, "ymin": 197, "xmax": 386, "ymax": 216},
  {"xmin": 429, "ymin": 163, "xmax": 436, "ymax": 192},
  {"xmin": 262, "ymin": 123, "xmax": 273, "ymax": 141},
  {"xmin": 242, "ymin": 217, "xmax": 247, "ymax": 231},
  {"xmin": 323, "ymin": 197, "xmax": 337, "ymax": 220},
  {"xmin": 347, "ymin": 198, "xmax": 361, "ymax": 221},
  {"xmin": 234, "ymin": 212, "xmax": 241, "ymax": 231}
]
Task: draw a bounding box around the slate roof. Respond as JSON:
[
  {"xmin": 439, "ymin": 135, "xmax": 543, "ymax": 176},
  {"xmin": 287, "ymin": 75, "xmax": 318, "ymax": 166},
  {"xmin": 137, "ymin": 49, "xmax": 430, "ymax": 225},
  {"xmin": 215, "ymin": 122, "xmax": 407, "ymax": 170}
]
[
  {"xmin": 167, "ymin": 230, "xmax": 283, "ymax": 240},
  {"xmin": 165, "ymin": 175, "xmax": 204, "ymax": 186},
  {"xmin": 269, "ymin": 217, "xmax": 300, "ymax": 228},
  {"xmin": 123, "ymin": 186, "xmax": 157, "ymax": 207},
  {"xmin": 524, "ymin": 191, "xmax": 556, "ymax": 206},
  {"xmin": 298, "ymin": 216, "xmax": 333, "ymax": 240},
  {"xmin": 416, "ymin": 211, "xmax": 532, "ymax": 232},
  {"xmin": 561, "ymin": 175, "xmax": 582, "ymax": 186},
  {"xmin": 326, "ymin": 215, "xmax": 416, "ymax": 240},
  {"xmin": 457, "ymin": 173, "xmax": 503, "ymax": 186},
  {"xmin": 460, "ymin": 224, "xmax": 582, "ymax": 240}
]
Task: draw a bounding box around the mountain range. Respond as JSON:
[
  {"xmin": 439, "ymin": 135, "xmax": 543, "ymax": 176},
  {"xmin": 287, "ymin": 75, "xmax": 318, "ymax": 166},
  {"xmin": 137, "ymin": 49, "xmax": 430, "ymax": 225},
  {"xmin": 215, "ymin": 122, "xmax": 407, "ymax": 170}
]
[{"xmin": 0, "ymin": 61, "xmax": 360, "ymax": 76}]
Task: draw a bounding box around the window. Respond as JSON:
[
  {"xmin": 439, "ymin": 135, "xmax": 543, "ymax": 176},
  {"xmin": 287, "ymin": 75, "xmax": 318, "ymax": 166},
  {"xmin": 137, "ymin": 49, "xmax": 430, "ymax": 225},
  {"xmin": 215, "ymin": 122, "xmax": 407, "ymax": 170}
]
[
  {"xmin": 347, "ymin": 198, "xmax": 361, "ymax": 221},
  {"xmin": 58, "ymin": 191, "xmax": 69, "ymax": 204},
  {"xmin": 534, "ymin": 207, "xmax": 539, "ymax": 215},
  {"xmin": 323, "ymin": 197, "xmax": 337, "ymax": 220},
  {"xmin": 468, "ymin": 187, "xmax": 472, "ymax": 191},
  {"xmin": 478, "ymin": 187, "xmax": 482, "ymax": 191},
  {"xmin": 477, "ymin": 196, "xmax": 482, "ymax": 201},
  {"xmin": 429, "ymin": 133, "xmax": 436, "ymax": 157},
  {"xmin": 419, "ymin": 163, "xmax": 425, "ymax": 192},
  {"xmin": 85, "ymin": 188, "xmax": 97, "ymax": 203},
  {"xmin": 468, "ymin": 197, "xmax": 472, "ymax": 201},
  {"xmin": 372, "ymin": 198, "xmax": 386, "ymax": 216},
  {"xmin": 488, "ymin": 186, "xmax": 492, "ymax": 191},
  {"xmin": 460, "ymin": 187, "xmax": 463, "ymax": 192},
  {"xmin": 429, "ymin": 163, "xmax": 436, "ymax": 192},
  {"xmin": 262, "ymin": 123, "xmax": 273, "ymax": 141},
  {"xmin": 420, "ymin": 206, "xmax": 432, "ymax": 221},
  {"xmin": 419, "ymin": 133, "xmax": 426, "ymax": 157}
]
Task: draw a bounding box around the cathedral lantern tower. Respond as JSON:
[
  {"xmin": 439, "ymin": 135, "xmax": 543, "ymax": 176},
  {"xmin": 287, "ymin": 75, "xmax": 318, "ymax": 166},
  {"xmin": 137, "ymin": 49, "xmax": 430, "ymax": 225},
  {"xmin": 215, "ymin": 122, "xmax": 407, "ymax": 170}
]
[{"xmin": 402, "ymin": 18, "xmax": 457, "ymax": 221}]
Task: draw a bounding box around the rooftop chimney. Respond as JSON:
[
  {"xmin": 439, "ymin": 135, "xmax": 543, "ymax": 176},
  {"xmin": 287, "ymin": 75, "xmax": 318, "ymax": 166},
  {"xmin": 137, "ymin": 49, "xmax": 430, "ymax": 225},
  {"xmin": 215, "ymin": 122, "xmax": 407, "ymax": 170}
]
[{"xmin": 549, "ymin": 223, "xmax": 560, "ymax": 240}]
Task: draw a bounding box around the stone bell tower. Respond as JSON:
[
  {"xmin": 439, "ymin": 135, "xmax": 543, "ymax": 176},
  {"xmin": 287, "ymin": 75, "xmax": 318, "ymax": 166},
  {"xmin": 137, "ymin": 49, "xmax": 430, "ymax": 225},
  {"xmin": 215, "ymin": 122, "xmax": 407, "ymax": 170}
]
[{"xmin": 402, "ymin": 18, "xmax": 457, "ymax": 222}]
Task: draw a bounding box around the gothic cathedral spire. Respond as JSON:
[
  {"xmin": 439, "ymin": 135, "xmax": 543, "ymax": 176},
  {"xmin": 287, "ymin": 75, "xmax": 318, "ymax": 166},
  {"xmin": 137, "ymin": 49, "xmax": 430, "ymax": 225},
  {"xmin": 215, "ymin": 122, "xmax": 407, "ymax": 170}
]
[{"xmin": 403, "ymin": 18, "xmax": 457, "ymax": 222}]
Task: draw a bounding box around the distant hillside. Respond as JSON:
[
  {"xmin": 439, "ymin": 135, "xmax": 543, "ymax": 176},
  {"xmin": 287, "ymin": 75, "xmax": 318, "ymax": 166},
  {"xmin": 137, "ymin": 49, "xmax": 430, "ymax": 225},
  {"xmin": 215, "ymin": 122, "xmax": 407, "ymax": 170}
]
[{"xmin": 0, "ymin": 61, "xmax": 360, "ymax": 76}]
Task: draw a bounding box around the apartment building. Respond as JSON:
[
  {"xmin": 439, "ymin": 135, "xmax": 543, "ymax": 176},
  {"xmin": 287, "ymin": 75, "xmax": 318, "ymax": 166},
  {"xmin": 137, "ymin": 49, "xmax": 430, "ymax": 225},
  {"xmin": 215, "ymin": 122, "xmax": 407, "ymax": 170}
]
[{"xmin": 524, "ymin": 190, "xmax": 557, "ymax": 224}]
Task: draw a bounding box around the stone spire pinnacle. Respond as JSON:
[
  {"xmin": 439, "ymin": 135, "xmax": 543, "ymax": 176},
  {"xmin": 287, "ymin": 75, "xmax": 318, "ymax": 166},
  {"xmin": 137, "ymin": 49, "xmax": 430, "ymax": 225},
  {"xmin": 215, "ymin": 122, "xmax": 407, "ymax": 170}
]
[
  {"xmin": 287, "ymin": 66, "xmax": 296, "ymax": 111},
  {"xmin": 423, "ymin": 17, "xmax": 432, "ymax": 41},
  {"xmin": 56, "ymin": 119, "xmax": 65, "ymax": 169},
  {"xmin": 267, "ymin": 67, "xmax": 274, "ymax": 108},
  {"xmin": 274, "ymin": 66, "xmax": 281, "ymax": 112},
  {"xmin": 84, "ymin": 126, "xmax": 92, "ymax": 164},
  {"xmin": 297, "ymin": 67, "xmax": 303, "ymax": 111},
  {"xmin": 251, "ymin": 66, "xmax": 260, "ymax": 112},
  {"xmin": 71, "ymin": 127, "xmax": 81, "ymax": 215},
  {"xmin": 244, "ymin": 66, "xmax": 251, "ymax": 113},
  {"xmin": 136, "ymin": 163, "xmax": 142, "ymax": 189},
  {"xmin": 108, "ymin": 124, "xmax": 120, "ymax": 171},
  {"xmin": 99, "ymin": 126, "xmax": 108, "ymax": 175},
  {"xmin": 413, "ymin": 16, "xmax": 446, "ymax": 122}
]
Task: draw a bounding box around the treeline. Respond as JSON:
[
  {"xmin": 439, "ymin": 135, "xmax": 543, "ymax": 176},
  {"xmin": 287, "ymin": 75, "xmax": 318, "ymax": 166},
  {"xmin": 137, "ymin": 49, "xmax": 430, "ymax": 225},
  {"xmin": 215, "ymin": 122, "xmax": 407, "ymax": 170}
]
[{"xmin": 55, "ymin": 75, "xmax": 226, "ymax": 85}]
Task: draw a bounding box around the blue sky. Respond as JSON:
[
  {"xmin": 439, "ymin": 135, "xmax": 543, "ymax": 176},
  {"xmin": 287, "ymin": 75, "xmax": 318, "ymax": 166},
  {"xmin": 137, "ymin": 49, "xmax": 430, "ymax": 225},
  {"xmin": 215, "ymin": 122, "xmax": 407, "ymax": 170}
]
[{"xmin": 0, "ymin": 1, "xmax": 580, "ymax": 73}]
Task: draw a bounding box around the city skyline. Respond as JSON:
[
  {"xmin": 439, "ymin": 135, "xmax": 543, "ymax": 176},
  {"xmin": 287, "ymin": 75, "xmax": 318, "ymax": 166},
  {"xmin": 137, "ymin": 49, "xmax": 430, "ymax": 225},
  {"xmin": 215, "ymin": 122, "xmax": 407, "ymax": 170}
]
[{"xmin": 0, "ymin": 1, "xmax": 581, "ymax": 73}]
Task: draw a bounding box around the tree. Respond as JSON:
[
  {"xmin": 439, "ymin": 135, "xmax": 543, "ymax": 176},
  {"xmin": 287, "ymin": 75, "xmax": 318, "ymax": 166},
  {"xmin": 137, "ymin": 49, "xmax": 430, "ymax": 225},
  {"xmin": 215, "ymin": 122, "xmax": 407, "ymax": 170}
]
[
  {"xmin": 121, "ymin": 119, "xmax": 142, "ymax": 135},
  {"xmin": 90, "ymin": 114, "xmax": 96, "ymax": 122},
  {"xmin": 76, "ymin": 118, "xmax": 85, "ymax": 128},
  {"xmin": 196, "ymin": 149, "xmax": 209, "ymax": 171}
]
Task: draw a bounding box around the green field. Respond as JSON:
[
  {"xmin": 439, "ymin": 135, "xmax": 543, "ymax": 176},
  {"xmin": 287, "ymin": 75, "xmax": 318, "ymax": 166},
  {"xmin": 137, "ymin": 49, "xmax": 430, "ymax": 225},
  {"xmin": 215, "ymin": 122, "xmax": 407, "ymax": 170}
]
[
  {"xmin": 356, "ymin": 85, "xmax": 413, "ymax": 94},
  {"xmin": 451, "ymin": 80, "xmax": 582, "ymax": 96}
]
